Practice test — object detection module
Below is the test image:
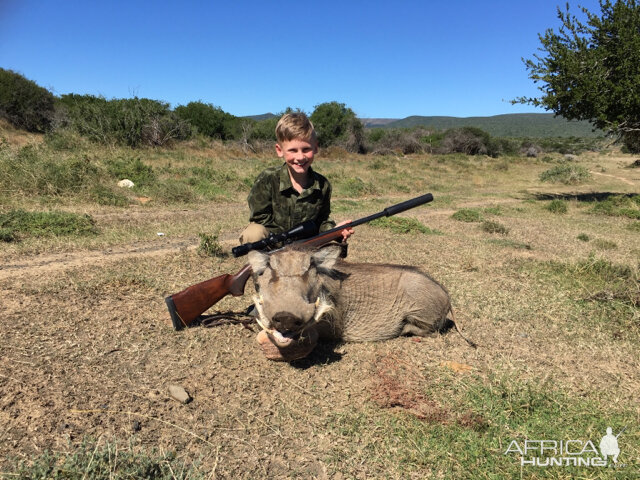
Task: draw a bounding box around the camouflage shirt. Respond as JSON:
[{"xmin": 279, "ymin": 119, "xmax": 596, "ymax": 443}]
[{"xmin": 248, "ymin": 163, "xmax": 336, "ymax": 234}]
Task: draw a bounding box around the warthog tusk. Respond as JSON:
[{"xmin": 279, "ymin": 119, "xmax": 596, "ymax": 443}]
[
  {"xmin": 252, "ymin": 295, "xmax": 271, "ymax": 333},
  {"xmin": 311, "ymin": 294, "xmax": 333, "ymax": 324}
]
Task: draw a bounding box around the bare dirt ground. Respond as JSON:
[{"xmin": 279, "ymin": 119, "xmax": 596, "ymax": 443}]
[{"xmin": 1, "ymin": 152, "xmax": 639, "ymax": 478}]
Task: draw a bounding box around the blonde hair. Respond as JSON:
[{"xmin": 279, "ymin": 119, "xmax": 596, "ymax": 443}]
[{"xmin": 275, "ymin": 112, "xmax": 317, "ymax": 145}]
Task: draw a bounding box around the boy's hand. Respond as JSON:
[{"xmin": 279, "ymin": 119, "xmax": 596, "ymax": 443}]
[{"xmin": 336, "ymin": 220, "xmax": 355, "ymax": 241}]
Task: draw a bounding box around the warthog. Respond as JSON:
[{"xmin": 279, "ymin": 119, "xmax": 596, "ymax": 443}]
[{"xmin": 247, "ymin": 244, "xmax": 474, "ymax": 350}]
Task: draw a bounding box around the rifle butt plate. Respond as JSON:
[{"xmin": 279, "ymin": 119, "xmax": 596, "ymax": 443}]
[{"xmin": 165, "ymin": 296, "xmax": 185, "ymax": 331}]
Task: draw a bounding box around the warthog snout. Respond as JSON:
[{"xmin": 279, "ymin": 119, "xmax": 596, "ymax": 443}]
[{"xmin": 271, "ymin": 312, "xmax": 305, "ymax": 333}]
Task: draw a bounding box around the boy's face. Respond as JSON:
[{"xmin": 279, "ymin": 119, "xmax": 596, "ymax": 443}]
[{"xmin": 276, "ymin": 138, "xmax": 317, "ymax": 176}]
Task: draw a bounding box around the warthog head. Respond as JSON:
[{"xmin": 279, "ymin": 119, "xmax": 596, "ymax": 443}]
[{"xmin": 247, "ymin": 245, "xmax": 341, "ymax": 347}]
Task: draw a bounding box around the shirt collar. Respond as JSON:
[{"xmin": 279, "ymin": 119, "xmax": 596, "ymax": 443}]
[{"xmin": 278, "ymin": 163, "xmax": 319, "ymax": 194}]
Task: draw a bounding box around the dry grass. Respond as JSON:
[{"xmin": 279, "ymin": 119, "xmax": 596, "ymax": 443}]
[{"xmin": 1, "ymin": 133, "xmax": 639, "ymax": 478}]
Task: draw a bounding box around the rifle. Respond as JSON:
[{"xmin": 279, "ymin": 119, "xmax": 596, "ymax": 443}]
[{"xmin": 165, "ymin": 192, "xmax": 434, "ymax": 330}]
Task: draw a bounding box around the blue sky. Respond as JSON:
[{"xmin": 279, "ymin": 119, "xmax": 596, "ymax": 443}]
[{"xmin": 0, "ymin": 0, "xmax": 603, "ymax": 119}]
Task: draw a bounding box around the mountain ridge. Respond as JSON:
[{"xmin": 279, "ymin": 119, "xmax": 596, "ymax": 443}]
[{"xmin": 243, "ymin": 112, "xmax": 602, "ymax": 138}]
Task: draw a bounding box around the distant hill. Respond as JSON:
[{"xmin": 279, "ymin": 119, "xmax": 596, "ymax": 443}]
[
  {"xmin": 243, "ymin": 113, "xmax": 277, "ymax": 121},
  {"xmin": 361, "ymin": 113, "xmax": 602, "ymax": 138}
]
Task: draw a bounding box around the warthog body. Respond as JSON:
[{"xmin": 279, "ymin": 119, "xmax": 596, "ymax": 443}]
[{"xmin": 247, "ymin": 244, "xmax": 460, "ymax": 347}]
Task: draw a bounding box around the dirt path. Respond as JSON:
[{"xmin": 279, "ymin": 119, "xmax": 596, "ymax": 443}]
[
  {"xmin": 0, "ymin": 238, "xmax": 198, "ymax": 281},
  {"xmin": 590, "ymin": 170, "xmax": 636, "ymax": 186}
]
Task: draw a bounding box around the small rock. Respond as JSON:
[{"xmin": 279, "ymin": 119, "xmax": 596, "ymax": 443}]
[
  {"xmin": 117, "ymin": 179, "xmax": 135, "ymax": 188},
  {"xmin": 526, "ymin": 146, "xmax": 539, "ymax": 158},
  {"xmin": 168, "ymin": 384, "xmax": 192, "ymax": 404},
  {"xmin": 132, "ymin": 420, "xmax": 141, "ymax": 432}
]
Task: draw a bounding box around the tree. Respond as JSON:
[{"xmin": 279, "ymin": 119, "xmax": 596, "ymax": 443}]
[
  {"xmin": 0, "ymin": 68, "xmax": 55, "ymax": 132},
  {"xmin": 516, "ymin": 0, "xmax": 640, "ymax": 151},
  {"xmin": 310, "ymin": 101, "xmax": 364, "ymax": 151},
  {"xmin": 174, "ymin": 101, "xmax": 237, "ymax": 140}
]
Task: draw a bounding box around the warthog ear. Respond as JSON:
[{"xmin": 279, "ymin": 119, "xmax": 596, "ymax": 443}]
[
  {"xmin": 247, "ymin": 250, "xmax": 270, "ymax": 275},
  {"xmin": 310, "ymin": 244, "xmax": 342, "ymax": 272}
]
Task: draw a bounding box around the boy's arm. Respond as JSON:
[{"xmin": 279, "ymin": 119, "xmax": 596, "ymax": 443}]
[{"xmin": 247, "ymin": 172, "xmax": 277, "ymax": 229}]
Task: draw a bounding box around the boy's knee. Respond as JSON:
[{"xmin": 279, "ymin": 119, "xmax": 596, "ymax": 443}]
[{"xmin": 239, "ymin": 223, "xmax": 269, "ymax": 244}]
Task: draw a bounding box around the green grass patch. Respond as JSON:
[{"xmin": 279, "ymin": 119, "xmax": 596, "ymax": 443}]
[
  {"xmin": 146, "ymin": 179, "xmax": 198, "ymax": 204},
  {"xmin": 483, "ymin": 206, "xmax": 503, "ymax": 216},
  {"xmin": 331, "ymin": 199, "xmax": 361, "ymax": 213},
  {"xmin": 523, "ymin": 255, "xmax": 638, "ymax": 338},
  {"xmin": 452, "ymin": 208, "xmax": 482, "ymax": 222},
  {"xmin": 88, "ymin": 184, "xmax": 131, "ymax": 206},
  {"xmin": 326, "ymin": 373, "xmax": 635, "ymax": 478},
  {"xmin": 0, "ymin": 144, "xmax": 103, "ymax": 196},
  {"xmin": 6, "ymin": 437, "xmax": 203, "ymax": 479},
  {"xmin": 370, "ymin": 216, "xmax": 439, "ymax": 235},
  {"xmin": 481, "ymin": 220, "xmax": 509, "ymax": 234},
  {"xmin": 105, "ymin": 155, "xmax": 155, "ymax": 187},
  {"xmin": 539, "ymin": 165, "xmax": 591, "ymax": 184},
  {"xmin": 577, "ymin": 233, "xmax": 590, "ymax": 242},
  {"xmin": 487, "ymin": 238, "xmax": 531, "ymax": 250},
  {"xmin": 546, "ymin": 199, "xmax": 568, "ymax": 214},
  {"xmin": 593, "ymin": 238, "xmax": 618, "ymax": 250},
  {"xmin": 334, "ymin": 176, "xmax": 378, "ymax": 197},
  {"xmin": 0, "ymin": 209, "xmax": 98, "ymax": 241},
  {"xmin": 590, "ymin": 194, "xmax": 640, "ymax": 219},
  {"xmin": 626, "ymin": 221, "xmax": 640, "ymax": 232}
]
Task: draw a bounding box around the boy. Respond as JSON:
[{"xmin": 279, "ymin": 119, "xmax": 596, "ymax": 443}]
[{"xmin": 239, "ymin": 112, "xmax": 353, "ymax": 244}]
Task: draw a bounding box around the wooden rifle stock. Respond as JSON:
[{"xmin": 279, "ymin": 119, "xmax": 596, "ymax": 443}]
[
  {"xmin": 165, "ymin": 193, "xmax": 433, "ymax": 330},
  {"xmin": 166, "ymin": 265, "xmax": 252, "ymax": 330}
]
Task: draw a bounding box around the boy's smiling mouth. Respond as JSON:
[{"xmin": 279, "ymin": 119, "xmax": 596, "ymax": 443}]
[{"xmin": 291, "ymin": 158, "xmax": 309, "ymax": 167}]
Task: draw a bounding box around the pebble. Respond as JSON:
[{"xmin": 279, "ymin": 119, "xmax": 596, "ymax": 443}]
[{"xmin": 168, "ymin": 384, "xmax": 192, "ymax": 404}]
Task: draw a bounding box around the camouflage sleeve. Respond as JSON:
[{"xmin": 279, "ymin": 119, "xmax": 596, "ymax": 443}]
[
  {"xmin": 247, "ymin": 171, "xmax": 276, "ymax": 228},
  {"xmin": 316, "ymin": 182, "xmax": 336, "ymax": 232}
]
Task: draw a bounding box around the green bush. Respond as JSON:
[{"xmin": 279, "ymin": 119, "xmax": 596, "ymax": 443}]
[
  {"xmin": 0, "ymin": 209, "xmax": 98, "ymax": 241},
  {"xmin": 0, "ymin": 68, "xmax": 55, "ymax": 132},
  {"xmin": 58, "ymin": 94, "xmax": 190, "ymax": 147},
  {"xmin": 539, "ymin": 165, "xmax": 591, "ymax": 184},
  {"xmin": 367, "ymin": 127, "xmax": 430, "ymax": 154},
  {"xmin": 546, "ymin": 199, "xmax": 568, "ymax": 214},
  {"xmin": 577, "ymin": 233, "xmax": 590, "ymax": 241},
  {"xmin": 437, "ymin": 127, "xmax": 502, "ymax": 157},
  {"xmin": 198, "ymin": 232, "xmax": 226, "ymax": 257},
  {"xmin": 481, "ymin": 220, "xmax": 509, "ymax": 234},
  {"xmin": 452, "ymin": 208, "xmax": 483, "ymax": 222}
]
